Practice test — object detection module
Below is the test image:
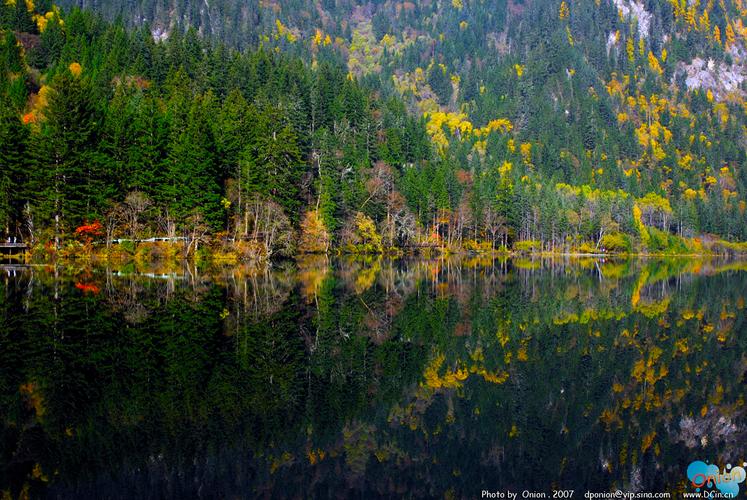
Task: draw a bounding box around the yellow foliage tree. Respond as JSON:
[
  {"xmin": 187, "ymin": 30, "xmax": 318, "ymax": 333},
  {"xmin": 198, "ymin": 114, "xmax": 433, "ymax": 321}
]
[
  {"xmin": 69, "ymin": 62, "xmax": 82, "ymax": 77},
  {"xmin": 32, "ymin": 5, "xmax": 63, "ymax": 33},
  {"xmin": 380, "ymin": 34, "xmax": 396, "ymax": 47},
  {"xmin": 298, "ymin": 210, "xmax": 331, "ymax": 253},
  {"xmin": 520, "ymin": 142, "xmax": 532, "ymax": 165},
  {"xmin": 685, "ymin": 6, "xmax": 697, "ymax": 29},
  {"xmin": 345, "ymin": 212, "xmax": 383, "ymax": 253},
  {"xmin": 725, "ymin": 23, "xmax": 736, "ymax": 47},
  {"xmin": 626, "ymin": 37, "xmax": 635, "ymax": 63},
  {"xmin": 632, "ymin": 204, "xmax": 650, "ymax": 247},
  {"xmin": 647, "ymin": 51, "xmax": 663, "ymax": 75},
  {"xmin": 699, "ymin": 9, "xmax": 710, "ymax": 33},
  {"xmin": 274, "ymin": 19, "xmax": 297, "ymax": 43}
]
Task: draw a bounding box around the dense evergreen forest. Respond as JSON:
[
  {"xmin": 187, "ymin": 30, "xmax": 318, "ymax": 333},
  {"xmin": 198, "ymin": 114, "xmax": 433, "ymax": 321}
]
[{"xmin": 1, "ymin": 0, "xmax": 747, "ymax": 258}]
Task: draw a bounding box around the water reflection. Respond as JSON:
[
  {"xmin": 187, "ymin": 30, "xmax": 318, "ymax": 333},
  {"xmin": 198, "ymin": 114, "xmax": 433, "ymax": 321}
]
[{"xmin": 1, "ymin": 257, "xmax": 746, "ymax": 498}]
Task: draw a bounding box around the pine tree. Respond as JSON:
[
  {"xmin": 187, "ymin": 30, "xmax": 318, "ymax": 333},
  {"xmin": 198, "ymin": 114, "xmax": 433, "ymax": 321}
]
[
  {"xmin": 0, "ymin": 95, "xmax": 29, "ymax": 236},
  {"xmin": 32, "ymin": 67, "xmax": 106, "ymax": 244},
  {"xmin": 128, "ymin": 92, "xmax": 169, "ymax": 194},
  {"xmin": 241, "ymin": 107, "xmax": 304, "ymax": 221},
  {"xmin": 215, "ymin": 89, "xmax": 253, "ymax": 180},
  {"xmin": 0, "ymin": 31, "xmax": 23, "ymax": 74},
  {"xmin": 165, "ymin": 92, "xmax": 223, "ymax": 230},
  {"xmin": 34, "ymin": 15, "xmax": 65, "ymax": 68},
  {"xmin": 9, "ymin": 0, "xmax": 35, "ymax": 33},
  {"xmin": 427, "ymin": 63, "xmax": 452, "ymax": 106}
]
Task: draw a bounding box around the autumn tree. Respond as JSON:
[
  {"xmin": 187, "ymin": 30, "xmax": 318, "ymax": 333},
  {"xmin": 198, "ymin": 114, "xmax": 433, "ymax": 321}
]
[{"xmin": 298, "ymin": 209, "xmax": 330, "ymax": 253}]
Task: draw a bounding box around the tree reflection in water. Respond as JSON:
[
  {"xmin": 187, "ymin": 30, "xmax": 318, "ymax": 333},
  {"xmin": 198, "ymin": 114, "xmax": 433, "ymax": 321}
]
[{"xmin": 1, "ymin": 257, "xmax": 746, "ymax": 498}]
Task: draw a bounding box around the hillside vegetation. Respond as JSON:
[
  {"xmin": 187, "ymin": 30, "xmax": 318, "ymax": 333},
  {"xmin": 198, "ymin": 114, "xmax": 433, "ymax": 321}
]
[{"xmin": 1, "ymin": 0, "xmax": 747, "ymax": 258}]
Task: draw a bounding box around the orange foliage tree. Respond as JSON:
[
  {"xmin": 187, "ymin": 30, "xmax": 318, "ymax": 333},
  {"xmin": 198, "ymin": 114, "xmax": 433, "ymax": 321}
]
[{"xmin": 74, "ymin": 220, "xmax": 103, "ymax": 247}]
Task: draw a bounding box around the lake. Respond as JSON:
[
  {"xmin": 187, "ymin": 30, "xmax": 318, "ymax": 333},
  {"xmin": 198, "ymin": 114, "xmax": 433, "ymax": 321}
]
[{"xmin": 1, "ymin": 257, "xmax": 746, "ymax": 498}]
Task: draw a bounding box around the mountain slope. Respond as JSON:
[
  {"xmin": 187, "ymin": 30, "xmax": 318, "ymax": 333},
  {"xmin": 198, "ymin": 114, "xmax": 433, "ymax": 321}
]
[{"xmin": 1, "ymin": 0, "xmax": 747, "ymax": 254}]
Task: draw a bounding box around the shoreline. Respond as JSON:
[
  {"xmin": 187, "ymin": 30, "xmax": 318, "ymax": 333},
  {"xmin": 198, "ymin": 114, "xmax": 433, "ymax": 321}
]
[{"xmin": 5, "ymin": 245, "xmax": 747, "ymax": 265}]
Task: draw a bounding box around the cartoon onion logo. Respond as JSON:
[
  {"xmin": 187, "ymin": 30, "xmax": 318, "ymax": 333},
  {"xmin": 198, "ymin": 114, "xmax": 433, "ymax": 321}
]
[{"xmin": 687, "ymin": 461, "xmax": 746, "ymax": 498}]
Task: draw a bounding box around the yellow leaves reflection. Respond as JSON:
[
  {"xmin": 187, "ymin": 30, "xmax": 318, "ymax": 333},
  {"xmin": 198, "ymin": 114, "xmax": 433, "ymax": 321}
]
[
  {"xmin": 19, "ymin": 381, "xmax": 45, "ymax": 418},
  {"xmin": 297, "ymin": 256, "xmax": 330, "ymax": 303},
  {"xmin": 641, "ymin": 432, "xmax": 656, "ymax": 452},
  {"xmin": 422, "ymin": 352, "xmax": 510, "ymax": 391},
  {"xmin": 269, "ymin": 451, "xmax": 294, "ymax": 474},
  {"xmin": 307, "ymin": 448, "xmax": 326, "ymax": 465}
]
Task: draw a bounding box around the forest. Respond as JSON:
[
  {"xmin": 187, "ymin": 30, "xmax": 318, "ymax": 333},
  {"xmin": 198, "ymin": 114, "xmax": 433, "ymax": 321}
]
[{"xmin": 1, "ymin": 0, "xmax": 747, "ymax": 259}]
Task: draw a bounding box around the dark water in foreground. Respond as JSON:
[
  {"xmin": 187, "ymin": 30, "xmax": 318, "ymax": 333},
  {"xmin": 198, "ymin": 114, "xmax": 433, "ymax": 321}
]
[{"xmin": 1, "ymin": 257, "xmax": 746, "ymax": 499}]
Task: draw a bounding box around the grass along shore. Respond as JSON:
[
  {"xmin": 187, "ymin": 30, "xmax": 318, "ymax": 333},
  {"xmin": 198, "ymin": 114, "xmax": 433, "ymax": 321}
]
[{"xmin": 4, "ymin": 233, "xmax": 747, "ymax": 265}]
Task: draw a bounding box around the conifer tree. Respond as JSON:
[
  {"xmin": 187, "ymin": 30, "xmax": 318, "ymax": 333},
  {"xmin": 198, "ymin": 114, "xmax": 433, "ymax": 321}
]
[
  {"xmin": 32, "ymin": 66, "xmax": 105, "ymax": 243},
  {"xmin": 165, "ymin": 93, "xmax": 223, "ymax": 230},
  {"xmin": 0, "ymin": 95, "xmax": 29, "ymax": 235}
]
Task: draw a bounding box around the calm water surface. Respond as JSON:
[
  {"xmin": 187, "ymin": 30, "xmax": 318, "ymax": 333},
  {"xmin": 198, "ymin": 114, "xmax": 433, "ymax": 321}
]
[{"xmin": 1, "ymin": 257, "xmax": 746, "ymax": 498}]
